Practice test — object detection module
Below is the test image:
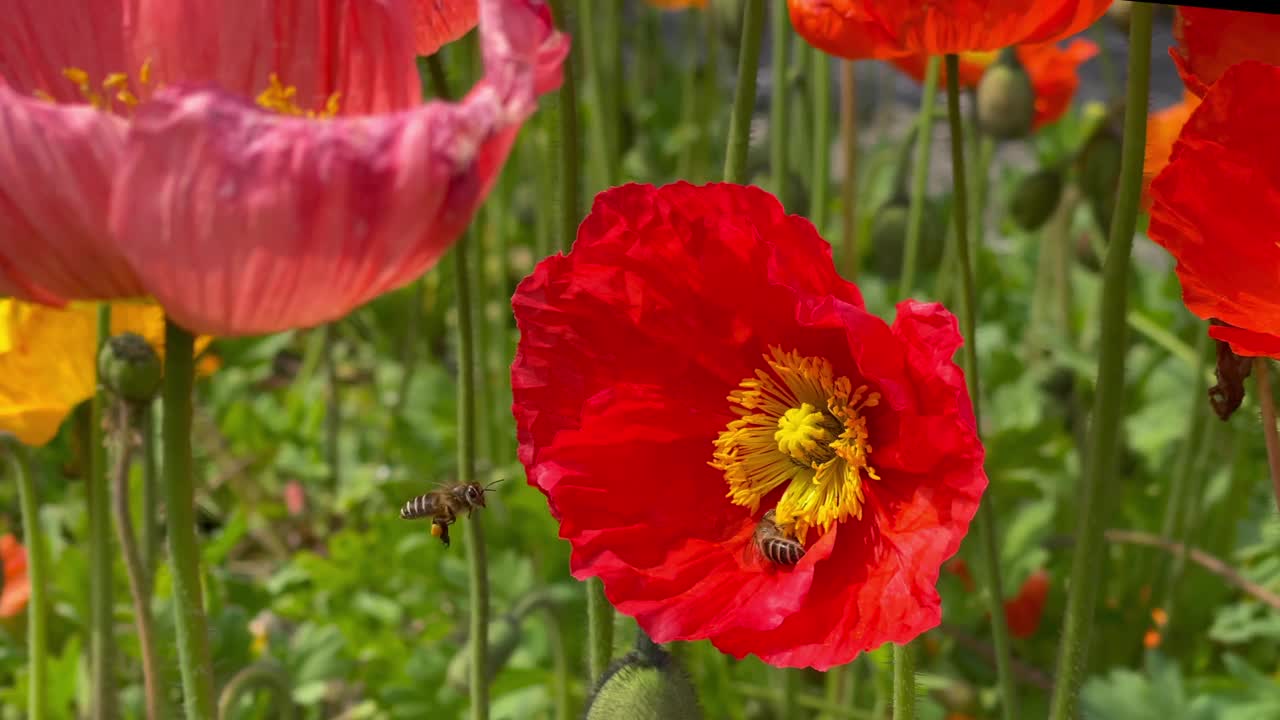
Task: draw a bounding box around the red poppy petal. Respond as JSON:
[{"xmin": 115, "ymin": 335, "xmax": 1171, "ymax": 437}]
[
  {"xmin": 414, "ymin": 0, "xmax": 479, "ymax": 57},
  {"xmin": 0, "ymin": 0, "xmax": 131, "ymax": 101},
  {"xmin": 1149, "ymin": 62, "xmax": 1280, "ymax": 355},
  {"xmin": 1208, "ymin": 325, "xmax": 1280, "ymax": 360},
  {"xmin": 0, "ymin": 88, "xmax": 141, "ymax": 303},
  {"xmin": 1172, "ymin": 7, "xmax": 1280, "ymax": 99},
  {"xmin": 134, "ymin": 0, "xmax": 420, "ymax": 115}
]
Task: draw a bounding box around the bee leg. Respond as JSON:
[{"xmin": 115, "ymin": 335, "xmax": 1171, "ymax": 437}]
[{"xmin": 431, "ymin": 520, "xmax": 452, "ymax": 548}]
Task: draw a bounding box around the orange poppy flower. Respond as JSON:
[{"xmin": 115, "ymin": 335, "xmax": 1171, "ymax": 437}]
[
  {"xmin": 787, "ymin": 0, "xmax": 1111, "ymax": 60},
  {"xmin": 1142, "ymin": 90, "xmax": 1200, "ymax": 202},
  {"xmin": 889, "ymin": 40, "xmax": 1097, "ymax": 128},
  {"xmin": 1172, "ymin": 7, "xmax": 1280, "ymax": 98},
  {"xmin": 0, "ymin": 534, "xmax": 29, "ymax": 618},
  {"xmin": 1148, "ymin": 61, "xmax": 1280, "ymax": 358}
]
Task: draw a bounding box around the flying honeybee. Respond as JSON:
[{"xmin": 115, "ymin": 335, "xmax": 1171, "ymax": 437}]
[
  {"xmin": 400, "ymin": 479, "xmax": 505, "ymax": 548},
  {"xmin": 752, "ymin": 510, "xmax": 805, "ymax": 567}
]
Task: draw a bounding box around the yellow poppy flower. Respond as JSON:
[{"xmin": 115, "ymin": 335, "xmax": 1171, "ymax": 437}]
[{"xmin": 0, "ymin": 300, "xmax": 215, "ymax": 447}]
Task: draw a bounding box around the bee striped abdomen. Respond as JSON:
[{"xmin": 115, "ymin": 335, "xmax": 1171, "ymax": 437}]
[
  {"xmin": 400, "ymin": 494, "xmax": 438, "ymax": 520},
  {"xmin": 760, "ymin": 537, "xmax": 805, "ymax": 566}
]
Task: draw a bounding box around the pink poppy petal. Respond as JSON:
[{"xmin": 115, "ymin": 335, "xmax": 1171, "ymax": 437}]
[
  {"xmin": 415, "ymin": 0, "xmax": 479, "ymax": 57},
  {"xmin": 0, "ymin": 85, "xmax": 141, "ymax": 303},
  {"xmin": 132, "ymin": 0, "xmax": 419, "ymax": 114},
  {"xmin": 0, "ymin": 0, "xmax": 130, "ymax": 102}
]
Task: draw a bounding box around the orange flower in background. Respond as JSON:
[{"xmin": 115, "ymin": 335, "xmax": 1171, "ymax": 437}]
[
  {"xmin": 890, "ymin": 40, "xmax": 1098, "ymax": 128},
  {"xmin": 787, "ymin": 0, "xmax": 1111, "ymax": 60},
  {"xmin": 0, "ymin": 534, "xmax": 29, "ymax": 618},
  {"xmin": 1142, "ymin": 90, "xmax": 1200, "ymax": 201},
  {"xmin": 1148, "ymin": 62, "xmax": 1280, "ymax": 359},
  {"xmin": 1172, "ymin": 7, "xmax": 1280, "ymax": 97}
]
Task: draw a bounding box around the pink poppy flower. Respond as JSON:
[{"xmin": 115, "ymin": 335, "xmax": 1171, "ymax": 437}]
[{"xmin": 0, "ymin": 0, "xmax": 565, "ymax": 336}]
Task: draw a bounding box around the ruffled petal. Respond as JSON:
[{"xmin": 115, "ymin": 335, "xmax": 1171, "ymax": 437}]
[
  {"xmin": 0, "ymin": 87, "xmax": 141, "ymax": 304},
  {"xmin": 414, "ymin": 0, "xmax": 479, "ymax": 57},
  {"xmin": 1172, "ymin": 7, "xmax": 1280, "ymax": 98},
  {"xmin": 1142, "ymin": 90, "xmax": 1199, "ymax": 205},
  {"xmin": 110, "ymin": 0, "xmax": 567, "ymax": 336},
  {"xmin": 0, "ymin": 0, "xmax": 131, "ymax": 101}
]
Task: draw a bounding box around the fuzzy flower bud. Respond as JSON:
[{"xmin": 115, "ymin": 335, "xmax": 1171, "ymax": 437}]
[
  {"xmin": 584, "ymin": 634, "xmax": 702, "ymax": 720},
  {"xmin": 977, "ymin": 47, "xmax": 1036, "ymax": 140},
  {"xmin": 97, "ymin": 333, "xmax": 162, "ymax": 404},
  {"xmin": 1009, "ymin": 167, "xmax": 1065, "ymax": 232}
]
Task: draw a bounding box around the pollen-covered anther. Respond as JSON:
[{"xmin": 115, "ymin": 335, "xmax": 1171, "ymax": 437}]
[
  {"xmin": 255, "ymin": 73, "xmax": 342, "ymax": 119},
  {"xmin": 50, "ymin": 60, "xmax": 153, "ymax": 113},
  {"xmin": 712, "ymin": 347, "xmax": 881, "ymax": 542}
]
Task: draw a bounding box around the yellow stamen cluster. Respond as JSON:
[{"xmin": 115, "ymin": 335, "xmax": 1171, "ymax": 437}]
[
  {"xmin": 48, "ymin": 60, "xmax": 152, "ymax": 112},
  {"xmin": 711, "ymin": 347, "xmax": 881, "ymax": 542},
  {"xmin": 255, "ymin": 74, "xmax": 341, "ymax": 119}
]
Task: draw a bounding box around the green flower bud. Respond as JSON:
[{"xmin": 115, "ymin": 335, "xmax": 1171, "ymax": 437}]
[
  {"xmin": 1008, "ymin": 167, "xmax": 1065, "ymax": 232},
  {"xmin": 97, "ymin": 332, "xmax": 162, "ymax": 404},
  {"xmin": 446, "ymin": 614, "xmax": 523, "ymax": 693},
  {"xmin": 585, "ymin": 635, "xmax": 702, "ymax": 720},
  {"xmin": 976, "ymin": 48, "xmax": 1036, "ymax": 140},
  {"xmin": 869, "ymin": 198, "xmax": 946, "ymax": 279},
  {"xmin": 711, "ymin": 0, "xmax": 746, "ymax": 48},
  {"xmin": 1076, "ymin": 123, "xmax": 1123, "ymax": 232}
]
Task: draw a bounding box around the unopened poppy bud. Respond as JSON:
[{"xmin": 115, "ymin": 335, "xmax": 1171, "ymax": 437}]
[
  {"xmin": 1076, "ymin": 123, "xmax": 1123, "ymax": 232},
  {"xmin": 712, "ymin": 0, "xmax": 746, "ymax": 48},
  {"xmin": 585, "ymin": 634, "xmax": 702, "ymax": 720},
  {"xmin": 869, "ymin": 198, "xmax": 945, "ymax": 279},
  {"xmin": 446, "ymin": 614, "xmax": 523, "ymax": 692},
  {"xmin": 1009, "ymin": 167, "xmax": 1065, "ymax": 232},
  {"xmin": 98, "ymin": 332, "xmax": 162, "ymax": 404},
  {"xmin": 976, "ymin": 48, "xmax": 1036, "ymax": 140}
]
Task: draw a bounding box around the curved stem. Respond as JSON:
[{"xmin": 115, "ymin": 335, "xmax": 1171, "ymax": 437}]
[
  {"xmin": 899, "ymin": 56, "xmax": 940, "ymax": 296},
  {"xmin": 1048, "ymin": 6, "xmax": 1153, "ymax": 717},
  {"xmin": 891, "ymin": 642, "xmax": 915, "ymax": 720},
  {"xmin": 164, "ymin": 321, "xmax": 217, "ymax": 720},
  {"xmin": 769, "ymin": 0, "xmax": 789, "ymax": 197},
  {"xmin": 840, "ymin": 60, "xmax": 858, "ymax": 280},
  {"xmin": 110, "ymin": 403, "xmax": 167, "ymax": 720},
  {"xmin": 722, "ymin": 0, "xmax": 765, "ymax": 184},
  {"xmin": 945, "ymin": 53, "xmax": 1018, "ymax": 720},
  {"xmin": 1255, "ymin": 358, "xmax": 1280, "ymax": 512},
  {"xmin": 548, "ymin": 0, "xmax": 580, "ymax": 250},
  {"xmin": 811, "ymin": 47, "xmax": 831, "ymax": 230},
  {"xmin": 89, "ymin": 304, "xmax": 117, "ymax": 720},
  {"xmin": 8, "ymin": 443, "xmax": 48, "ymax": 720},
  {"xmin": 217, "ymin": 661, "xmax": 297, "ymax": 720}
]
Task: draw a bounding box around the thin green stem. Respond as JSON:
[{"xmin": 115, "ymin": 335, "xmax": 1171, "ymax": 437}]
[
  {"xmin": 141, "ymin": 405, "xmax": 160, "ymax": 585},
  {"xmin": 676, "ymin": 12, "xmax": 702, "ymax": 182},
  {"xmin": 89, "ymin": 304, "xmax": 116, "ymax": 720},
  {"xmin": 110, "ymin": 402, "xmax": 167, "ymax": 720},
  {"xmin": 1048, "ymin": 6, "xmax": 1153, "ymax": 718},
  {"xmin": 840, "ymin": 60, "xmax": 858, "ymax": 280},
  {"xmin": 8, "ymin": 443, "xmax": 48, "ymax": 720},
  {"xmin": 323, "ymin": 323, "xmax": 340, "ymax": 488},
  {"xmin": 548, "ymin": 0, "xmax": 581, "ymax": 249},
  {"xmin": 778, "ymin": 667, "xmax": 798, "ymax": 720},
  {"xmin": 811, "ymin": 47, "xmax": 831, "ymax": 230},
  {"xmin": 945, "ymin": 53, "xmax": 1018, "ymax": 720},
  {"xmin": 697, "ymin": 9, "xmax": 720, "ymax": 184},
  {"xmin": 216, "ymin": 661, "xmax": 297, "ymax": 720},
  {"xmin": 577, "ymin": 0, "xmax": 617, "ymax": 187},
  {"xmin": 722, "ymin": 0, "xmax": 766, "ymax": 184},
  {"xmin": 163, "ymin": 321, "xmax": 216, "ymax": 720},
  {"xmin": 891, "ymin": 642, "xmax": 915, "ymax": 720},
  {"xmin": 1256, "ymin": 358, "xmax": 1280, "ymax": 513},
  {"xmin": 586, "ymin": 577, "xmax": 613, "ymax": 681},
  {"xmin": 769, "ymin": 0, "xmax": 789, "ymax": 197},
  {"xmin": 899, "ymin": 56, "xmax": 940, "ymax": 295}
]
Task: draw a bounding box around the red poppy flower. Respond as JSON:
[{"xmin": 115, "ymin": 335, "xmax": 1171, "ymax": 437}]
[
  {"xmin": 1172, "ymin": 7, "xmax": 1280, "ymax": 98},
  {"xmin": 0, "ymin": 0, "xmax": 566, "ymax": 336},
  {"xmin": 1003, "ymin": 569, "xmax": 1049, "ymax": 639},
  {"xmin": 1143, "ymin": 90, "xmax": 1200, "ymax": 203},
  {"xmin": 0, "ymin": 533, "xmax": 29, "ymax": 618},
  {"xmin": 512, "ymin": 183, "xmax": 987, "ymax": 669},
  {"xmin": 414, "ymin": 0, "xmax": 479, "ymax": 56},
  {"xmin": 786, "ymin": 0, "xmax": 1111, "ymax": 60},
  {"xmin": 889, "ymin": 40, "xmax": 1097, "ymax": 129},
  {"xmin": 1149, "ymin": 61, "xmax": 1280, "ymax": 359}
]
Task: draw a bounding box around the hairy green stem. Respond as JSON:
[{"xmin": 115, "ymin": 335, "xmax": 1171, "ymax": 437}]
[
  {"xmin": 892, "ymin": 642, "xmax": 915, "ymax": 719},
  {"xmin": 323, "ymin": 323, "xmax": 340, "ymax": 488},
  {"xmin": 1257, "ymin": 358, "xmax": 1280, "ymax": 513},
  {"xmin": 676, "ymin": 12, "xmax": 703, "ymax": 183},
  {"xmin": 8, "ymin": 443, "xmax": 48, "ymax": 719},
  {"xmin": 723, "ymin": 0, "xmax": 765, "ymax": 184},
  {"xmin": 164, "ymin": 321, "xmax": 216, "ymax": 720},
  {"xmin": 110, "ymin": 403, "xmax": 167, "ymax": 720},
  {"xmin": 769, "ymin": 0, "xmax": 789, "ymax": 197},
  {"xmin": 89, "ymin": 304, "xmax": 117, "ymax": 720},
  {"xmin": 548, "ymin": 0, "xmax": 581, "ymax": 248},
  {"xmin": 840, "ymin": 60, "xmax": 858, "ymax": 280},
  {"xmin": 586, "ymin": 578, "xmax": 613, "ymax": 680},
  {"xmin": 811, "ymin": 48, "xmax": 831, "ymax": 229},
  {"xmin": 899, "ymin": 57, "xmax": 940, "ymax": 296},
  {"xmin": 141, "ymin": 405, "xmax": 160, "ymax": 584},
  {"xmin": 945, "ymin": 53, "xmax": 1018, "ymax": 720},
  {"xmin": 217, "ymin": 661, "xmax": 297, "ymax": 720},
  {"xmin": 1048, "ymin": 6, "xmax": 1152, "ymax": 717},
  {"xmin": 577, "ymin": 0, "xmax": 617, "ymax": 186}
]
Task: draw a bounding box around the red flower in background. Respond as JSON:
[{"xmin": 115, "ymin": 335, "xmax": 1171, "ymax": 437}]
[
  {"xmin": 1172, "ymin": 7, "xmax": 1280, "ymax": 97},
  {"xmin": 889, "ymin": 40, "xmax": 1097, "ymax": 128},
  {"xmin": 1003, "ymin": 569, "xmax": 1050, "ymax": 639},
  {"xmin": 0, "ymin": 534, "xmax": 29, "ymax": 618},
  {"xmin": 512, "ymin": 183, "xmax": 987, "ymax": 669},
  {"xmin": 786, "ymin": 0, "xmax": 1110, "ymax": 60},
  {"xmin": 1148, "ymin": 62, "xmax": 1280, "ymax": 359},
  {"xmin": 1143, "ymin": 90, "xmax": 1200, "ymax": 203},
  {"xmin": 0, "ymin": 0, "xmax": 566, "ymax": 336}
]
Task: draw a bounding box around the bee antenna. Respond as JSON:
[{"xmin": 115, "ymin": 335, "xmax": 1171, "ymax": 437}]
[{"xmin": 483, "ymin": 478, "xmax": 507, "ymax": 491}]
